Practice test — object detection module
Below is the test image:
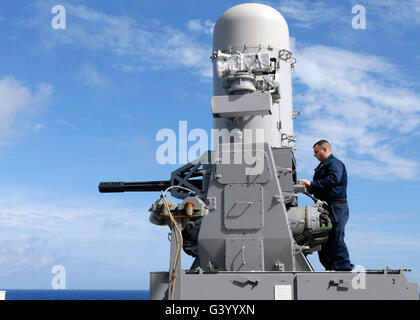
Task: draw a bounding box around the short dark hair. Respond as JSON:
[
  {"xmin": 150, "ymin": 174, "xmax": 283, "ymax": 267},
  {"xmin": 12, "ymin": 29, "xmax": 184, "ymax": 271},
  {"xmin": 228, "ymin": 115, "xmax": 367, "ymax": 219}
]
[{"xmin": 313, "ymin": 140, "xmax": 331, "ymax": 150}]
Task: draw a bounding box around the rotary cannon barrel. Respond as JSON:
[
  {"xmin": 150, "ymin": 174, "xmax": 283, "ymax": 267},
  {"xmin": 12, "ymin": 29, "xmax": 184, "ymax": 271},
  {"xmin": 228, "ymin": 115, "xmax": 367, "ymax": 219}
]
[{"xmin": 98, "ymin": 180, "xmax": 202, "ymax": 193}]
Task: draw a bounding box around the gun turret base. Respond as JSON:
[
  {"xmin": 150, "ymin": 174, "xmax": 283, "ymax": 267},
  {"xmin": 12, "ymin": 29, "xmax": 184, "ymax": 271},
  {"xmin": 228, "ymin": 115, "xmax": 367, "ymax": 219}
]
[{"xmin": 150, "ymin": 269, "xmax": 418, "ymax": 300}]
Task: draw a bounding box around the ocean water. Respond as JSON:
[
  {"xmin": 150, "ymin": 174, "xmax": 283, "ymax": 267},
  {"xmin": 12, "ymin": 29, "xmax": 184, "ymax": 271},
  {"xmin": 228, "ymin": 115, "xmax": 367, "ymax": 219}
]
[
  {"xmin": 2, "ymin": 289, "xmax": 150, "ymax": 300},
  {"xmin": 2, "ymin": 289, "xmax": 418, "ymax": 300}
]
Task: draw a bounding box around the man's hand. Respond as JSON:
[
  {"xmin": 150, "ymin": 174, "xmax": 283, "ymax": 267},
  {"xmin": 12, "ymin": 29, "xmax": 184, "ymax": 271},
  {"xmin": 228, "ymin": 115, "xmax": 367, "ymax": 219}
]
[{"xmin": 298, "ymin": 179, "xmax": 311, "ymax": 191}]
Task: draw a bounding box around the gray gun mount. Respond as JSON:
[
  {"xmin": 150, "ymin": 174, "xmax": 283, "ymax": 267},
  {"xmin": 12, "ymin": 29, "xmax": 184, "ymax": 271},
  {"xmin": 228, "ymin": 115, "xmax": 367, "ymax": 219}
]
[
  {"xmin": 99, "ymin": 143, "xmax": 339, "ymax": 299},
  {"xmin": 98, "ymin": 3, "xmax": 418, "ymax": 300},
  {"xmin": 99, "ymin": 142, "xmax": 418, "ymax": 300}
]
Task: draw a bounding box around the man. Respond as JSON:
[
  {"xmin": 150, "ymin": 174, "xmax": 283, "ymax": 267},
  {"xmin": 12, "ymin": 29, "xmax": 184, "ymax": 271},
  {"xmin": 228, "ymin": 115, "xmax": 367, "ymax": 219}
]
[{"xmin": 299, "ymin": 140, "xmax": 353, "ymax": 271}]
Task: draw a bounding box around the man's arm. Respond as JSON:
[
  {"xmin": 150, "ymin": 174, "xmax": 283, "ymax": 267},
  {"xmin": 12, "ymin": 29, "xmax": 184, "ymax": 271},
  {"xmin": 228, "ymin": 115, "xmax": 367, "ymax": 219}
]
[{"xmin": 309, "ymin": 161, "xmax": 344, "ymax": 193}]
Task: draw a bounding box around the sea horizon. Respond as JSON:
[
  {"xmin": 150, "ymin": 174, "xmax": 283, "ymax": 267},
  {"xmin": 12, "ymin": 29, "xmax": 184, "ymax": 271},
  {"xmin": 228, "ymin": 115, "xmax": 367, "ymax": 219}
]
[
  {"xmin": 0, "ymin": 289, "xmax": 150, "ymax": 300},
  {"xmin": 1, "ymin": 289, "xmax": 418, "ymax": 300}
]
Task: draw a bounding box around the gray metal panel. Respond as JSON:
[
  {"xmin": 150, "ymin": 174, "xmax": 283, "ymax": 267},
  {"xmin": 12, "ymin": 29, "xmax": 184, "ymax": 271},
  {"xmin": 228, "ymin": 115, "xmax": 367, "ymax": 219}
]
[
  {"xmin": 296, "ymin": 272, "xmax": 418, "ymax": 300},
  {"xmin": 152, "ymin": 270, "xmax": 418, "ymax": 300},
  {"xmin": 224, "ymin": 184, "xmax": 263, "ymax": 230},
  {"xmin": 197, "ymin": 239, "xmax": 226, "ymax": 270},
  {"xmin": 212, "ymin": 93, "xmax": 272, "ymax": 118},
  {"xmin": 271, "ymin": 147, "xmax": 296, "ymax": 204},
  {"xmin": 407, "ymin": 281, "xmax": 419, "ymax": 299},
  {"xmin": 295, "ymin": 252, "xmax": 314, "ymax": 271},
  {"xmin": 150, "ymin": 272, "xmax": 169, "ymax": 300},
  {"xmin": 215, "ymin": 149, "xmax": 271, "ymax": 185},
  {"xmin": 181, "ymin": 271, "xmax": 294, "ymax": 300},
  {"xmin": 225, "ymin": 238, "xmax": 264, "ymax": 271}
]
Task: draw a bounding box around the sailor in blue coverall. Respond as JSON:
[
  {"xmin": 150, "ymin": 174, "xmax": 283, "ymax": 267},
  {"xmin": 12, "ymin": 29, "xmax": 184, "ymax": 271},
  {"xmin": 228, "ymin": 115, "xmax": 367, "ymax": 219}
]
[{"xmin": 299, "ymin": 140, "xmax": 354, "ymax": 271}]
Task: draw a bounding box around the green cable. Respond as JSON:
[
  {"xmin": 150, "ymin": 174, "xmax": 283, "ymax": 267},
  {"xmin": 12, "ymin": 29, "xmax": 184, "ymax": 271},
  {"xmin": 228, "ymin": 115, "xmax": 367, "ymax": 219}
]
[{"xmin": 294, "ymin": 222, "xmax": 333, "ymax": 245}]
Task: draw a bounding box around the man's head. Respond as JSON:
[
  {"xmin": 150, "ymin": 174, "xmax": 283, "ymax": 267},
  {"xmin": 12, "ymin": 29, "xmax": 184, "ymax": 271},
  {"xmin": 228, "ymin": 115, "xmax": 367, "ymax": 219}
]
[{"xmin": 313, "ymin": 140, "xmax": 332, "ymax": 162}]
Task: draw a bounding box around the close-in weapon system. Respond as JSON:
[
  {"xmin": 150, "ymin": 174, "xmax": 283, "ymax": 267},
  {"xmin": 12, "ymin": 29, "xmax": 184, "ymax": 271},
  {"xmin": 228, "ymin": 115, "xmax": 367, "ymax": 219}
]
[{"xmin": 99, "ymin": 3, "xmax": 418, "ymax": 300}]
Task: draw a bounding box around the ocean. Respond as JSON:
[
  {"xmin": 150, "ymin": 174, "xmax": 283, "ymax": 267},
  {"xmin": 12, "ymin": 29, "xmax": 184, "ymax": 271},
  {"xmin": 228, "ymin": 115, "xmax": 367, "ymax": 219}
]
[
  {"xmin": 2, "ymin": 289, "xmax": 150, "ymax": 300},
  {"xmin": 2, "ymin": 289, "xmax": 419, "ymax": 300}
]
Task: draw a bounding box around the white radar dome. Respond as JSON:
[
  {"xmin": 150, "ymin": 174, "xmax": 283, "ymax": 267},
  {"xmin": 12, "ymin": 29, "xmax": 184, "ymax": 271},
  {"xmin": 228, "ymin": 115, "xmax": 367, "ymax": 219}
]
[{"xmin": 213, "ymin": 3, "xmax": 290, "ymax": 51}]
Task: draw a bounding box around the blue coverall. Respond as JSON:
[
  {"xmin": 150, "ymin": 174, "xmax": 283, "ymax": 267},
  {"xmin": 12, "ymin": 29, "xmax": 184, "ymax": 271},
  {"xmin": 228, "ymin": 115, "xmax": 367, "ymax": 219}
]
[{"xmin": 308, "ymin": 154, "xmax": 353, "ymax": 271}]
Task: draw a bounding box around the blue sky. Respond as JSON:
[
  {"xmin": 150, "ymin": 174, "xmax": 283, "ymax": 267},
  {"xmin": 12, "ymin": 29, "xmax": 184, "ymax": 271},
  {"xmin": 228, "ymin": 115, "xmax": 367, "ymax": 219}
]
[{"xmin": 0, "ymin": 0, "xmax": 419, "ymax": 290}]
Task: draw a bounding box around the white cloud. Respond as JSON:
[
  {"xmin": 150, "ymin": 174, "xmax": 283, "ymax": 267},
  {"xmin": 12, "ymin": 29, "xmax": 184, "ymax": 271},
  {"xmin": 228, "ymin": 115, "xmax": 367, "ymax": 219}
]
[
  {"xmin": 264, "ymin": 0, "xmax": 346, "ymax": 28},
  {"xmin": 0, "ymin": 236, "xmax": 65, "ymax": 276},
  {"xmin": 187, "ymin": 19, "xmax": 215, "ymax": 35},
  {"xmin": 33, "ymin": 1, "xmax": 212, "ymax": 78},
  {"xmin": 0, "ymin": 77, "xmax": 32, "ymax": 134},
  {"xmin": 78, "ymin": 63, "xmax": 111, "ymax": 88},
  {"xmin": 0, "ymin": 186, "xmax": 170, "ymax": 274},
  {"xmin": 0, "ymin": 75, "xmax": 53, "ymax": 140},
  {"xmin": 4, "ymin": 195, "xmax": 205, "ymax": 289},
  {"xmin": 348, "ymin": 230, "xmax": 420, "ymax": 253},
  {"xmin": 266, "ymin": 0, "xmax": 420, "ymax": 30},
  {"xmin": 362, "ymin": 0, "xmax": 420, "ymax": 27},
  {"xmin": 293, "ymin": 45, "xmax": 420, "ymax": 180},
  {"xmin": 0, "ymin": 197, "xmax": 147, "ymax": 235}
]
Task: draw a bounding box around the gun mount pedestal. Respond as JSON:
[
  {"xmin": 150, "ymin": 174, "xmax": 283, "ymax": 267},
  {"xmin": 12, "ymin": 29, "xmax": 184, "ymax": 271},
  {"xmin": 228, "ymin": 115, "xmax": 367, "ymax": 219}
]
[{"xmin": 150, "ymin": 269, "xmax": 418, "ymax": 300}]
